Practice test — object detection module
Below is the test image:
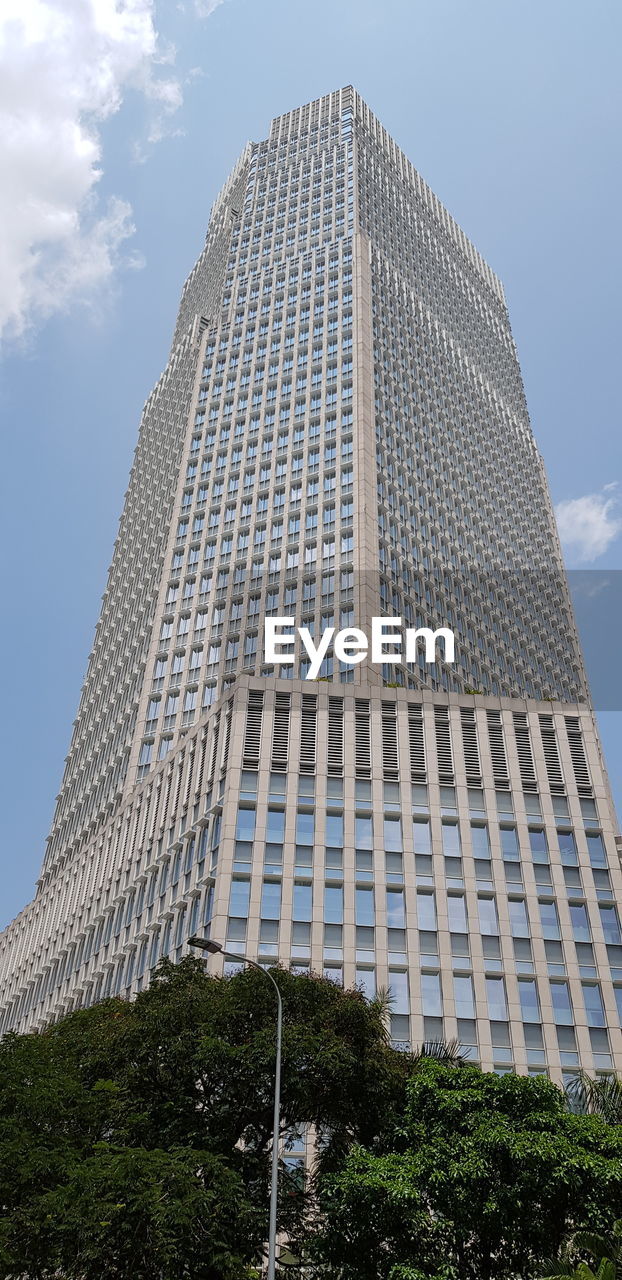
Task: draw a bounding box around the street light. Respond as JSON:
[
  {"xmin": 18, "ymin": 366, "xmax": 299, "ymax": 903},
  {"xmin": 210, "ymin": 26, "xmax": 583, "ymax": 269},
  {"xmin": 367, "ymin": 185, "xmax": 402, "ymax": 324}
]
[{"xmin": 188, "ymin": 935, "xmax": 282, "ymax": 1280}]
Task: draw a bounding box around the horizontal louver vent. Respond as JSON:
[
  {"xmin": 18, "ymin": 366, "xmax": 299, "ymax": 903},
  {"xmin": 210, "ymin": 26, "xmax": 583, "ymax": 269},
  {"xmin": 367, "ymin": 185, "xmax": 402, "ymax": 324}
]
[
  {"xmin": 271, "ymin": 692, "xmax": 291, "ymax": 770},
  {"xmin": 538, "ymin": 715, "xmax": 565, "ymax": 794},
  {"xmin": 299, "ymin": 695, "xmax": 317, "ymax": 774},
  {"xmin": 195, "ymin": 732, "xmax": 208, "ymax": 798},
  {"xmin": 513, "ymin": 712, "xmax": 537, "ymax": 792},
  {"xmin": 460, "ymin": 707, "xmax": 482, "ymax": 786},
  {"xmin": 207, "ymin": 712, "xmax": 220, "ymax": 782},
  {"xmin": 486, "ymin": 710, "xmax": 509, "ymax": 788},
  {"xmin": 565, "ymin": 717, "xmax": 592, "ymax": 795},
  {"xmin": 408, "ymin": 704, "xmax": 426, "ymax": 782},
  {"xmin": 354, "ymin": 699, "xmax": 371, "ymax": 778},
  {"xmin": 242, "ymin": 689, "xmax": 263, "ymax": 769},
  {"xmin": 220, "ymin": 700, "xmax": 233, "ymax": 773},
  {"xmin": 327, "ymin": 697, "xmax": 344, "ymax": 776},
  {"xmin": 434, "ymin": 706, "xmax": 454, "ymax": 784},
  {"xmin": 381, "ymin": 701, "xmax": 399, "ymax": 780}
]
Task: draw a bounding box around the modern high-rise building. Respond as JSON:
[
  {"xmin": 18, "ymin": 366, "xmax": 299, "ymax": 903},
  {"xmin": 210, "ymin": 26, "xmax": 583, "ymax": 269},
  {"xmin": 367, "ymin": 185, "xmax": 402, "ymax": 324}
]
[{"xmin": 1, "ymin": 88, "xmax": 621, "ymax": 1088}]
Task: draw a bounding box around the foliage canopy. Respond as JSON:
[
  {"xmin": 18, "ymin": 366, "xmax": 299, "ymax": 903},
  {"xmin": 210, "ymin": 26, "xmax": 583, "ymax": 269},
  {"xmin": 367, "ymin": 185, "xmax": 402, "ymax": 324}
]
[
  {"xmin": 306, "ymin": 1060, "xmax": 622, "ymax": 1280},
  {"xmin": 1, "ymin": 959, "xmax": 622, "ymax": 1279},
  {"xmin": 0, "ymin": 957, "xmax": 401, "ymax": 1278}
]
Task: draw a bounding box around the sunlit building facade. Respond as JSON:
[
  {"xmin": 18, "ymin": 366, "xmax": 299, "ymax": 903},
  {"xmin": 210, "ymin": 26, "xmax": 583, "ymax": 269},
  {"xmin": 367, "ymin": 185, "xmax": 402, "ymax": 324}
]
[{"xmin": 1, "ymin": 89, "xmax": 620, "ymax": 1086}]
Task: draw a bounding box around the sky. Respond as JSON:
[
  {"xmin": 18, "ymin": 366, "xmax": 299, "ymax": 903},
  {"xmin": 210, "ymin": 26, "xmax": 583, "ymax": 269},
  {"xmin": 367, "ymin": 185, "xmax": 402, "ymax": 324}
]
[{"xmin": 0, "ymin": 0, "xmax": 621, "ymax": 930}]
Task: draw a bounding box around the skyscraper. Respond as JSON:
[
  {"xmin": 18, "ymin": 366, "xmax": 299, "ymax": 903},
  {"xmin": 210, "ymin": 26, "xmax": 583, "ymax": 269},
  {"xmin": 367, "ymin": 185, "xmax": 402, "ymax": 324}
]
[{"xmin": 1, "ymin": 88, "xmax": 620, "ymax": 1086}]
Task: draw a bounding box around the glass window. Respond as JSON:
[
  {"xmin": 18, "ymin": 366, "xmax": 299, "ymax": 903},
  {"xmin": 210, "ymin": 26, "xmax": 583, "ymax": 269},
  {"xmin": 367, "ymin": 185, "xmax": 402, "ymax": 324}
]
[
  {"xmin": 558, "ymin": 830, "xmax": 578, "ymax": 864},
  {"xmin": 325, "ymin": 846, "xmax": 343, "ymax": 873},
  {"xmin": 203, "ymin": 885, "xmax": 214, "ymax": 926},
  {"xmin": 188, "ymin": 896, "xmax": 200, "ymax": 936},
  {"xmin": 478, "ymin": 896, "xmax": 499, "ymax": 935},
  {"xmin": 174, "ymin": 907, "xmax": 187, "ymax": 948},
  {"xmin": 550, "ymin": 981, "xmax": 573, "ymax": 1025},
  {"xmin": 587, "ymin": 832, "xmax": 607, "ymax": 868},
  {"xmin": 599, "ymin": 904, "xmax": 621, "ymax": 944},
  {"xmin": 293, "ymin": 883, "xmax": 312, "ymax": 921},
  {"xmin": 485, "ymin": 976, "xmax": 508, "ymax": 1020},
  {"xmin": 421, "ymin": 971, "xmax": 442, "ymax": 1017},
  {"xmin": 417, "ymin": 892, "xmax": 437, "ymax": 931},
  {"xmin": 386, "ymin": 889, "xmax": 406, "ymax": 928},
  {"xmin": 266, "ymin": 808, "xmax": 285, "ymax": 842},
  {"xmin": 581, "ymin": 798, "xmax": 599, "ymax": 824},
  {"xmin": 389, "ymin": 970, "xmax": 410, "ymax": 1015},
  {"xmin": 508, "ymin": 899, "xmax": 530, "ymax": 938},
  {"xmin": 539, "ymin": 900, "xmax": 560, "ymax": 939},
  {"xmin": 471, "ymin": 824, "xmax": 490, "ymax": 857},
  {"xmin": 184, "ymin": 838, "xmax": 195, "ymax": 873},
  {"xmin": 355, "ymin": 886, "xmax": 375, "ymax": 926},
  {"xmin": 614, "ymin": 987, "xmax": 622, "ymax": 1025},
  {"xmin": 518, "ymin": 978, "xmax": 540, "ymax": 1021},
  {"xmin": 412, "ymin": 784, "xmax": 429, "ymax": 811},
  {"xmin": 529, "ymin": 829, "xmax": 548, "ymax": 861},
  {"xmin": 324, "ymin": 885, "xmax": 343, "ymax": 924},
  {"xmin": 159, "ymin": 920, "xmax": 172, "ymax": 959},
  {"xmin": 582, "ymin": 983, "xmax": 606, "ymax": 1028},
  {"xmin": 383, "ymin": 816, "xmax": 403, "ymax": 851},
  {"xmin": 500, "ymin": 826, "xmax": 519, "ymax": 858},
  {"xmin": 235, "ymin": 806, "xmax": 256, "ymax": 841},
  {"xmin": 442, "ymin": 823, "xmax": 461, "ymax": 856},
  {"xmin": 356, "ymin": 849, "xmax": 373, "ymax": 879},
  {"xmin": 326, "ymin": 813, "xmax": 344, "ymax": 846},
  {"xmin": 468, "ymin": 788, "xmax": 486, "ymax": 813},
  {"xmin": 552, "ymin": 795, "xmax": 569, "ymax": 819},
  {"xmin": 447, "ymin": 895, "xmax": 467, "ymax": 933},
  {"xmin": 592, "ymin": 869, "xmax": 612, "ymax": 897},
  {"xmin": 355, "ymin": 814, "xmax": 373, "ymax": 848},
  {"xmin": 229, "ymin": 879, "xmax": 250, "ymax": 918},
  {"xmin": 453, "ymin": 974, "xmax": 475, "ymax": 1019},
  {"xmin": 261, "ymin": 881, "xmax": 282, "ymax": 920},
  {"xmin": 168, "ymin": 849, "xmax": 180, "ymax": 890},
  {"xmin": 569, "ymin": 903, "xmax": 591, "ymax": 942},
  {"xmin": 412, "ymin": 818, "xmax": 432, "ymax": 853},
  {"xmin": 356, "ymin": 968, "xmax": 376, "ymax": 1000},
  {"xmin": 296, "ymin": 810, "xmax": 315, "ymax": 844}
]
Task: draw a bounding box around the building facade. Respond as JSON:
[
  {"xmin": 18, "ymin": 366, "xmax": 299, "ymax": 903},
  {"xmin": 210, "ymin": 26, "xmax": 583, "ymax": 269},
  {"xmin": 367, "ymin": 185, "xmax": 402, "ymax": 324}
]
[{"xmin": 0, "ymin": 89, "xmax": 620, "ymax": 1086}]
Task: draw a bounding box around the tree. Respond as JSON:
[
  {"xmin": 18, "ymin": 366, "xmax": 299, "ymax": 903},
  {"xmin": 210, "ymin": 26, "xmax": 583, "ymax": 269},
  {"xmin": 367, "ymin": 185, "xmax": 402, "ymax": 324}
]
[
  {"xmin": 4, "ymin": 966, "xmax": 622, "ymax": 1279},
  {"xmin": 566, "ymin": 1074, "xmax": 622, "ymax": 1125},
  {"xmin": 0, "ymin": 958, "xmax": 402, "ymax": 1278},
  {"xmin": 307, "ymin": 1060, "xmax": 622, "ymax": 1280},
  {"xmin": 542, "ymin": 1269, "xmax": 615, "ymax": 1280},
  {"xmin": 2, "ymin": 1145, "xmax": 257, "ymax": 1280},
  {"xmin": 541, "ymin": 1219, "xmax": 622, "ymax": 1280}
]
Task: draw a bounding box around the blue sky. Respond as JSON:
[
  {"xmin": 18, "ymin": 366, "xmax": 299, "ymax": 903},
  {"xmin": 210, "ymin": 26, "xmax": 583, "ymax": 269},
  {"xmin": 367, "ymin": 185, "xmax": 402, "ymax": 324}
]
[{"xmin": 1, "ymin": 0, "xmax": 621, "ymax": 929}]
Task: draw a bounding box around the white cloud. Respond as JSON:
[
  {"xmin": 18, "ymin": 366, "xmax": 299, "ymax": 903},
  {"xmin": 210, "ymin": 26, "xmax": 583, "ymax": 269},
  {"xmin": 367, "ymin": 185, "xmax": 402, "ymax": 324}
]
[
  {"xmin": 555, "ymin": 484, "xmax": 622, "ymax": 563},
  {"xmin": 193, "ymin": 0, "xmax": 226, "ymax": 16},
  {"xmin": 0, "ymin": 0, "xmax": 184, "ymax": 342}
]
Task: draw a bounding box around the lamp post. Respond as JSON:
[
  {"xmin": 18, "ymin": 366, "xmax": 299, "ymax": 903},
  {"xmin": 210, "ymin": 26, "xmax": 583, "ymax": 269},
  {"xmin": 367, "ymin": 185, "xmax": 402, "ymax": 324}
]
[{"xmin": 188, "ymin": 935, "xmax": 282, "ymax": 1280}]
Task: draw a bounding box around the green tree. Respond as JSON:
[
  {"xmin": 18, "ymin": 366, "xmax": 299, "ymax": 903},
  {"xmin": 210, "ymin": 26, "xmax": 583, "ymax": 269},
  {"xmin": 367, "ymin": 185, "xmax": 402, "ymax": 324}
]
[
  {"xmin": 566, "ymin": 1074, "xmax": 622, "ymax": 1125},
  {"xmin": 4, "ymin": 1145, "xmax": 256, "ymax": 1280},
  {"xmin": 542, "ymin": 1269, "xmax": 615, "ymax": 1280},
  {"xmin": 0, "ymin": 958, "xmax": 402, "ymax": 1278},
  {"xmin": 541, "ymin": 1219, "xmax": 622, "ymax": 1279},
  {"xmin": 307, "ymin": 1060, "xmax": 622, "ymax": 1280}
]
